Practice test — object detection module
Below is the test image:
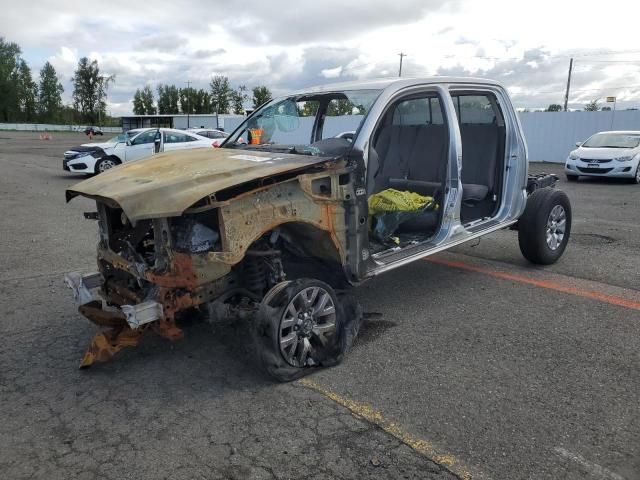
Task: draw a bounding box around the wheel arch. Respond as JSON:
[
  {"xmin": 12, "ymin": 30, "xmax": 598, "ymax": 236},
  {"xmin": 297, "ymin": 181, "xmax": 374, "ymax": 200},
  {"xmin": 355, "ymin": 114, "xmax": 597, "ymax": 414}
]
[{"xmin": 244, "ymin": 220, "xmax": 350, "ymax": 288}]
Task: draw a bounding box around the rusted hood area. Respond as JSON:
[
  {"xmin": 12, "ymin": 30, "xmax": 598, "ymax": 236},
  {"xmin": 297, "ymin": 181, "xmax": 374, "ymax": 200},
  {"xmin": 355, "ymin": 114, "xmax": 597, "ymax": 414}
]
[{"xmin": 66, "ymin": 148, "xmax": 331, "ymax": 222}]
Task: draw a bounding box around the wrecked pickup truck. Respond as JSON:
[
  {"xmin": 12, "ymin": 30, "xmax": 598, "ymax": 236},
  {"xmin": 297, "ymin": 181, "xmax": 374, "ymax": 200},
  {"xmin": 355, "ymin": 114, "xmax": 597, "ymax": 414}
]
[{"xmin": 65, "ymin": 77, "xmax": 571, "ymax": 381}]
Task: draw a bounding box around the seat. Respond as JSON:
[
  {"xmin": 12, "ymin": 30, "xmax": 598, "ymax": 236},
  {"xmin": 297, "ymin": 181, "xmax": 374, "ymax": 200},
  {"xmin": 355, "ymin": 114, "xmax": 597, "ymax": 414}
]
[
  {"xmin": 371, "ymin": 125, "xmax": 418, "ymax": 193},
  {"xmin": 459, "ymin": 124, "xmax": 500, "ymax": 203},
  {"xmin": 369, "ymin": 121, "xmax": 448, "ymax": 236}
]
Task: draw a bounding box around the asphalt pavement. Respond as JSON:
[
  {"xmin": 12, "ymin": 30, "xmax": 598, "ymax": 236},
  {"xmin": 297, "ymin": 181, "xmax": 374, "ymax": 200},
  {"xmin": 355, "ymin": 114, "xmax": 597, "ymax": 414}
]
[{"xmin": 1, "ymin": 131, "xmax": 638, "ymax": 480}]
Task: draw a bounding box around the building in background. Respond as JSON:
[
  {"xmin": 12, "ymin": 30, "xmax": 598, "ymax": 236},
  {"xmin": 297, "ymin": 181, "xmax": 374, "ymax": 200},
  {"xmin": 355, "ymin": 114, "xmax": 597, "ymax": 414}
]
[{"xmin": 120, "ymin": 114, "xmax": 246, "ymax": 132}]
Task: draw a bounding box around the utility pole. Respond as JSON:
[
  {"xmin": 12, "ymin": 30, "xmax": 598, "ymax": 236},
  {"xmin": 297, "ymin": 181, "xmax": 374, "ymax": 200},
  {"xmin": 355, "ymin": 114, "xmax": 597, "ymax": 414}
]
[
  {"xmin": 398, "ymin": 52, "xmax": 407, "ymax": 77},
  {"xmin": 185, "ymin": 80, "xmax": 191, "ymax": 128},
  {"xmin": 563, "ymin": 57, "xmax": 573, "ymax": 112}
]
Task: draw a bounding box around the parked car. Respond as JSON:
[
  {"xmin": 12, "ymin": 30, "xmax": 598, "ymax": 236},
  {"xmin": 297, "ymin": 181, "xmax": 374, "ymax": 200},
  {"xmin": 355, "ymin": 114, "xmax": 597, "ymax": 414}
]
[
  {"xmin": 565, "ymin": 130, "xmax": 640, "ymax": 183},
  {"xmin": 187, "ymin": 128, "xmax": 229, "ymax": 146},
  {"xmin": 84, "ymin": 126, "xmax": 103, "ymax": 136},
  {"xmin": 63, "ymin": 128, "xmax": 215, "ymax": 174},
  {"xmin": 65, "ymin": 77, "xmax": 572, "ymax": 380}
]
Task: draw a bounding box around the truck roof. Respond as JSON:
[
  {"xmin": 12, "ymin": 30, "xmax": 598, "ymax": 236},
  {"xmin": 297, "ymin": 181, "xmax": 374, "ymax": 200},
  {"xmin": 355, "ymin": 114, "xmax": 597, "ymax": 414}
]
[{"xmin": 289, "ymin": 76, "xmax": 504, "ymax": 95}]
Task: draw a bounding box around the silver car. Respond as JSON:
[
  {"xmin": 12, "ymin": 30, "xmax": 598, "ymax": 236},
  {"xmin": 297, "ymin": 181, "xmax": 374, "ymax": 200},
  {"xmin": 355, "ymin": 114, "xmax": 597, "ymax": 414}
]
[{"xmin": 565, "ymin": 131, "xmax": 640, "ymax": 183}]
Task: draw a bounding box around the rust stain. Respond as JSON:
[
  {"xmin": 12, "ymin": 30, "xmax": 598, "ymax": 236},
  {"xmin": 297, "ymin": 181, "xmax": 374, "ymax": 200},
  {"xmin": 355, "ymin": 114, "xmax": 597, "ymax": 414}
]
[
  {"xmin": 147, "ymin": 252, "xmax": 199, "ymax": 289},
  {"xmin": 79, "ymin": 326, "xmax": 145, "ymax": 368}
]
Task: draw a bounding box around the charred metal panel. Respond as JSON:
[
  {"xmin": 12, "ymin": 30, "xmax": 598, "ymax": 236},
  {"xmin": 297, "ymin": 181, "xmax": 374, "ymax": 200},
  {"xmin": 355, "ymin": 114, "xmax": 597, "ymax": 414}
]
[{"xmin": 209, "ymin": 176, "xmax": 349, "ymax": 266}]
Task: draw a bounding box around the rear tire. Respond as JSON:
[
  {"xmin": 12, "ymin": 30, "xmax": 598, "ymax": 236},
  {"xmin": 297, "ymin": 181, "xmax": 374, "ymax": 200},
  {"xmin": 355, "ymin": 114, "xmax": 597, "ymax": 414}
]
[
  {"xmin": 566, "ymin": 174, "xmax": 579, "ymax": 182},
  {"xmin": 518, "ymin": 188, "xmax": 571, "ymax": 265}
]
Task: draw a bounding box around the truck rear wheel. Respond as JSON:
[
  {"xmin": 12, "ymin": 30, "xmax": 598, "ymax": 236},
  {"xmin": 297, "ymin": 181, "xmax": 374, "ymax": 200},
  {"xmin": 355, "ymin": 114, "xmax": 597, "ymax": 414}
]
[
  {"xmin": 254, "ymin": 279, "xmax": 358, "ymax": 382},
  {"xmin": 518, "ymin": 188, "xmax": 572, "ymax": 265}
]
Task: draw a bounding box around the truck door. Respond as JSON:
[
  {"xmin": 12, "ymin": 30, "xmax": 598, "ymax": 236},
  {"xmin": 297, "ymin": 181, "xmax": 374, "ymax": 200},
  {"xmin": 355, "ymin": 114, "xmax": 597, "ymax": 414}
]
[{"xmin": 356, "ymin": 85, "xmax": 462, "ymax": 275}]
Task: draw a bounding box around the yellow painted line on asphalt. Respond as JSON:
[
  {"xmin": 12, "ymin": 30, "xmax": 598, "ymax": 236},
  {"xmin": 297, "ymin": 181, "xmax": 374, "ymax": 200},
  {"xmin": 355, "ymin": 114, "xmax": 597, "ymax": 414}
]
[{"xmin": 298, "ymin": 377, "xmax": 479, "ymax": 480}]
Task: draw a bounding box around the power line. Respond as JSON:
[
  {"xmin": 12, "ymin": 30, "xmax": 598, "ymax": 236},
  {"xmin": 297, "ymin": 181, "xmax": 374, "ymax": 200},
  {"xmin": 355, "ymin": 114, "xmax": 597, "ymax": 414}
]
[
  {"xmin": 523, "ymin": 84, "xmax": 640, "ymax": 95},
  {"xmin": 575, "ymin": 60, "xmax": 640, "ymax": 64}
]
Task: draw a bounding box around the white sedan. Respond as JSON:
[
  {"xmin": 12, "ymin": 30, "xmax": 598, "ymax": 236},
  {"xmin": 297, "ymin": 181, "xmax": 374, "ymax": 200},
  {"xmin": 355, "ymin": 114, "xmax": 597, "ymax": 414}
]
[
  {"xmin": 565, "ymin": 131, "xmax": 640, "ymax": 184},
  {"xmin": 186, "ymin": 128, "xmax": 229, "ymax": 146},
  {"xmin": 63, "ymin": 128, "xmax": 215, "ymax": 174}
]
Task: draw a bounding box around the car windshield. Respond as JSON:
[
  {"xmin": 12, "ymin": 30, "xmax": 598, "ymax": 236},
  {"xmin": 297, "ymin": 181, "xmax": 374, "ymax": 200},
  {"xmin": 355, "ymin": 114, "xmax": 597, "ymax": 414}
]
[
  {"xmin": 582, "ymin": 133, "xmax": 640, "ymax": 148},
  {"xmin": 106, "ymin": 133, "xmax": 133, "ymax": 143},
  {"xmin": 224, "ymin": 89, "xmax": 382, "ymax": 156}
]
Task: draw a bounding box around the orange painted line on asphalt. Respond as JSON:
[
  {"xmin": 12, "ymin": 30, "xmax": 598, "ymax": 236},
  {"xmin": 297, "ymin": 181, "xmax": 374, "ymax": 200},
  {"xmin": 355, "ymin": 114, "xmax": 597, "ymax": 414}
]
[{"xmin": 426, "ymin": 257, "xmax": 640, "ymax": 311}]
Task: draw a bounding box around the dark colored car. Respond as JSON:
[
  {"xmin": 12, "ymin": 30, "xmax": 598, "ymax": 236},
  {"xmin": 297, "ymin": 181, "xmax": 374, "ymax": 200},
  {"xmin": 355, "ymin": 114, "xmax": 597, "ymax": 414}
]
[{"xmin": 83, "ymin": 127, "xmax": 103, "ymax": 136}]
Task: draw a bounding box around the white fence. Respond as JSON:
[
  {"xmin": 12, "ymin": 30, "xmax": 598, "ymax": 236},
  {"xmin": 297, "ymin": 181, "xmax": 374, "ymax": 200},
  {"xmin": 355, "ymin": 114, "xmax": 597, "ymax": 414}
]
[
  {"xmin": 520, "ymin": 110, "xmax": 640, "ymax": 163},
  {"xmin": 0, "ymin": 123, "xmax": 121, "ymax": 133},
  {"xmin": 3, "ymin": 110, "xmax": 639, "ymax": 164}
]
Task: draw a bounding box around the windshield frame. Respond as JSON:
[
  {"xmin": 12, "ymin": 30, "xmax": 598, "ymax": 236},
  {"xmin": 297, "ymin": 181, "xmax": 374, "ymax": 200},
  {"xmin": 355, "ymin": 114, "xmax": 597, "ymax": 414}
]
[
  {"xmin": 221, "ymin": 88, "xmax": 382, "ymax": 155},
  {"xmin": 582, "ymin": 132, "xmax": 640, "ymax": 149}
]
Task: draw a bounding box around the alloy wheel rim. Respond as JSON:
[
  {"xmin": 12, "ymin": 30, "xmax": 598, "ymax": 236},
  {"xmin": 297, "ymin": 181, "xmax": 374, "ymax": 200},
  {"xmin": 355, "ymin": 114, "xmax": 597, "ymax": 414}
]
[
  {"xmin": 99, "ymin": 160, "xmax": 116, "ymax": 172},
  {"xmin": 546, "ymin": 205, "xmax": 566, "ymax": 251},
  {"xmin": 279, "ymin": 286, "xmax": 336, "ymax": 367}
]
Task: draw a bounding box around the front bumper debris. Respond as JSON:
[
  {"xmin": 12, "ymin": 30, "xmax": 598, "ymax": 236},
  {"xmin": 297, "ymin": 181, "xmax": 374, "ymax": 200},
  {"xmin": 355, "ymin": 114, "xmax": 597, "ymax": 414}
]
[
  {"xmin": 65, "ymin": 271, "xmax": 182, "ymax": 368},
  {"xmin": 121, "ymin": 301, "xmax": 164, "ymax": 329},
  {"xmin": 64, "ymin": 271, "xmax": 103, "ymax": 305}
]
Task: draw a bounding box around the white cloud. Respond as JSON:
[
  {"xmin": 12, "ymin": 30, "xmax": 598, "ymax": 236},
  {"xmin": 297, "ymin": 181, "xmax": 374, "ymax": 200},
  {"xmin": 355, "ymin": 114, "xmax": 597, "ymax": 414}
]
[
  {"xmin": 321, "ymin": 66, "xmax": 343, "ymax": 79},
  {"xmin": 3, "ymin": 0, "xmax": 638, "ymax": 115}
]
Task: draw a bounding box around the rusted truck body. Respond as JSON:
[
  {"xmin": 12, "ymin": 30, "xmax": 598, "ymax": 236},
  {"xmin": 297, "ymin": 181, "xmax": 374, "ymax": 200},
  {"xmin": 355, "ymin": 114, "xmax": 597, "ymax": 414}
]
[{"xmin": 66, "ymin": 77, "xmax": 571, "ymax": 380}]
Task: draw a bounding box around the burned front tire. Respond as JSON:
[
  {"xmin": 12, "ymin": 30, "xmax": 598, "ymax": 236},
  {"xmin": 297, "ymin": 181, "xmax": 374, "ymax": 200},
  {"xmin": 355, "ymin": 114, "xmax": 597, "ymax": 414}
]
[
  {"xmin": 255, "ymin": 279, "xmax": 358, "ymax": 382},
  {"xmin": 518, "ymin": 187, "xmax": 572, "ymax": 265}
]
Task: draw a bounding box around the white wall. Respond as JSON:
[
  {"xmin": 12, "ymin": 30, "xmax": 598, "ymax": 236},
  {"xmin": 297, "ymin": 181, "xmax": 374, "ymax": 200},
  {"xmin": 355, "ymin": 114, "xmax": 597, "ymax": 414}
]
[
  {"xmin": 172, "ymin": 114, "xmax": 246, "ymax": 131},
  {"xmin": 519, "ymin": 110, "xmax": 640, "ymax": 163},
  {"xmin": 0, "ymin": 123, "xmax": 121, "ymax": 133}
]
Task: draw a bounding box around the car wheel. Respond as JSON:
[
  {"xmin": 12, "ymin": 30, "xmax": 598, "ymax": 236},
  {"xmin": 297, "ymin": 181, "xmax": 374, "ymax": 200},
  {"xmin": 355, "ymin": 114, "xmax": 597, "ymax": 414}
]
[
  {"xmin": 254, "ymin": 279, "xmax": 357, "ymax": 382},
  {"xmin": 95, "ymin": 157, "xmax": 118, "ymax": 174},
  {"xmin": 630, "ymin": 165, "xmax": 640, "ymax": 184},
  {"xmin": 566, "ymin": 174, "xmax": 579, "ymax": 182},
  {"xmin": 518, "ymin": 187, "xmax": 572, "ymax": 265}
]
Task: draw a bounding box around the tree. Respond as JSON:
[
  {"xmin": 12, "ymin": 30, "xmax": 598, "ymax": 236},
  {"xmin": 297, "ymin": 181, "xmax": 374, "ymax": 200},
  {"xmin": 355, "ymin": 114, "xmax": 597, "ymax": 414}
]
[
  {"xmin": 197, "ymin": 89, "xmax": 212, "ymax": 114},
  {"xmin": 327, "ymin": 99, "xmax": 357, "ymax": 116},
  {"xmin": 231, "ymin": 85, "xmax": 248, "ymax": 114},
  {"xmin": 179, "ymin": 87, "xmax": 195, "ymax": 114},
  {"xmin": 584, "ymin": 99, "xmax": 599, "ymax": 112},
  {"xmin": 132, "ymin": 89, "xmax": 145, "ymax": 115},
  {"xmin": 210, "ymin": 75, "xmax": 231, "ymax": 113},
  {"xmin": 38, "ymin": 61, "xmax": 63, "ymax": 122},
  {"xmin": 252, "ymin": 85, "xmax": 272, "ymax": 109},
  {"xmin": 189, "ymin": 88, "xmax": 211, "ymax": 114},
  {"xmin": 15, "ymin": 59, "xmax": 37, "ymax": 121},
  {"xmin": 157, "ymin": 84, "xmax": 180, "ymax": 114},
  {"xmin": 141, "ymin": 85, "xmax": 155, "ymax": 115},
  {"xmin": 0, "ymin": 37, "xmax": 22, "ymax": 122},
  {"xmin": 545, "ymin": 104, "xmax": 562, "ymax": 112},
  {"xmin": 601, "ymin": 106, "xmax": 611, "ymax": 111},
  {"xmin": 72, "ymin": 57, "xmax": 114, "ymax": 124}
]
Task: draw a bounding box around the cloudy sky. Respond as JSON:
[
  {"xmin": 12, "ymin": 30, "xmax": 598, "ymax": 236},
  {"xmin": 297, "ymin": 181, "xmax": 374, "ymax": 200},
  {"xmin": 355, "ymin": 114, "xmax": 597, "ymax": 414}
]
[{"xmin": 2, "ymin": 0, "xmax": 639, "ymax": 115}]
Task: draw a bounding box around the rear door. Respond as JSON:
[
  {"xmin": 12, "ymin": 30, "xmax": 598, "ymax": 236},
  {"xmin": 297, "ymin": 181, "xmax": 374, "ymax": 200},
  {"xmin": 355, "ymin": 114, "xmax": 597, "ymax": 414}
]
[{"xmin": 162, "ymin": 131, "xmax": 203, "ymax": 152}]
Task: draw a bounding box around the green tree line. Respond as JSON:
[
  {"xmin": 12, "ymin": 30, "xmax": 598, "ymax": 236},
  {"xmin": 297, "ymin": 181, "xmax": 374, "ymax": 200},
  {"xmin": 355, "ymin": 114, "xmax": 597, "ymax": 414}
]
[
  {"xmin": 2, "ymin": 36, "xmax": 276, "ymax": 124},
  {"xmin": 132, "ymin": 77, "xmax": 273, "ymax": 115},
  {"xmin": 0, "ymin": 37, "xmax": 116, "ymax": 125}
]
